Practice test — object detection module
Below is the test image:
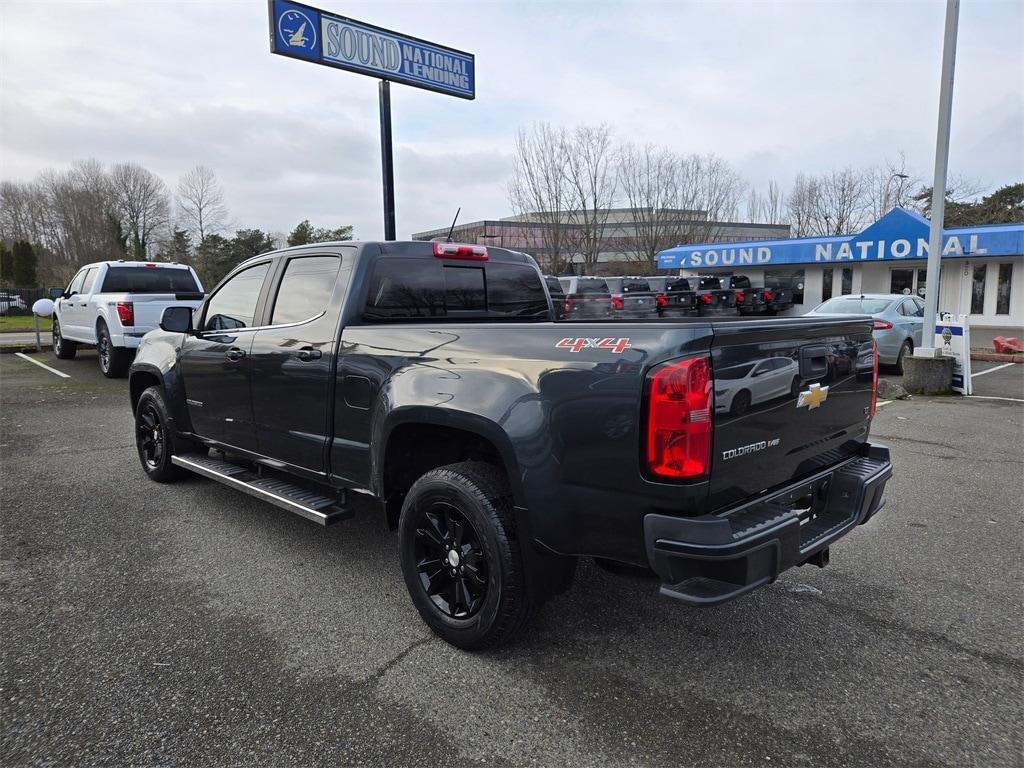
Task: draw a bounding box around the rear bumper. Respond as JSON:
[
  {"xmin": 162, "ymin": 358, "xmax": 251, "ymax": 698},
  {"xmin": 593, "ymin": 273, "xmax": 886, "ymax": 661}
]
[{"xmin": 643, "ymin": 442, "xmax": 892, "ymax": 606}]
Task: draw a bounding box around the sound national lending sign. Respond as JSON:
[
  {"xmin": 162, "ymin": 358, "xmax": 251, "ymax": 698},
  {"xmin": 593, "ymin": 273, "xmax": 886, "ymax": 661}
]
[{"xmin": 268, "ymin": 0, "xmax": 475, "ymax": 99}]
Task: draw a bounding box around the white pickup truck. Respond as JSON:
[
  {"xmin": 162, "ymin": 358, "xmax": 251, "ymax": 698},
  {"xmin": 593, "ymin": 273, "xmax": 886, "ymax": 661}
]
[{"xmin": 52, "ymin": 260, "xmax": 204, "ymax": 377}]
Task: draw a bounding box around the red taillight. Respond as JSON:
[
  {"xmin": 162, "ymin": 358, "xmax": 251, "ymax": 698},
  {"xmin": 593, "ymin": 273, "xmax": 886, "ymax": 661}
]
[
  {"xmin": 646, "ymin": 356, "xmax": 713, "ymax": 479},
  {"xmin": 115, "ymin": 301, "xmax": 134, "ymax": 326},
  {"xmin": 762, "ymin": 289, "xmax": 773, "ymax": 302},
  {"xmin": 611, "ymin": 297, "xmax": 624, "ymax": 310},
  {"xmin": 873, "ymin": 319, "xmax": 893, "ymax": 330},
  {"xmin": 735, "ymin": 290, "xmax": 746, "ymax": 304},
  {"xmin": 700, "ymin": 294, "xmax": 713, "ymax": 305},
  {"xmin": 656, "ymin": 295, "xmax": 668, "ymax": 308},
  {"xmin": 870, "ymin": 338, "xmax": 879, "ymax": 418},
  {"xmin": 433, "ymin": 242, "xmax": 488, "ymax": 261}
]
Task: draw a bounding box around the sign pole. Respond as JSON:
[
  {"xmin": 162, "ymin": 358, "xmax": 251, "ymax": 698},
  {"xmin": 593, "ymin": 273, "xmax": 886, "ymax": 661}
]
[
  {"xmin": 918, "ymin": 0, "xmax": 960, "ymax": 358},
  {"xmin": 379, "ymin": 80, "xmax": 396, "ymax": 241}
]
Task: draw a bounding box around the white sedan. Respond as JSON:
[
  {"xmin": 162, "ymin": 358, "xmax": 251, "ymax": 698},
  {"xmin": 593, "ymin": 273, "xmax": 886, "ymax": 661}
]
[{"xmin": 715, "ymin": 357, "xmax": 801, "ymax": 416}]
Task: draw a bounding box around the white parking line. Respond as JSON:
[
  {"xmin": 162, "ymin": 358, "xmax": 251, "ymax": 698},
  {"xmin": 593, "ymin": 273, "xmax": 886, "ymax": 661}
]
[
  {"xmin": 971, "ymin": 362, "xmax": 1016, "ymax": 378},
  {"xmin": 14, "ymin": 352, "xmax": 70, "ymax": 378},
  {"xmin": 966, "ymin": 395, "xmax": 1024, "ymax": 404}
]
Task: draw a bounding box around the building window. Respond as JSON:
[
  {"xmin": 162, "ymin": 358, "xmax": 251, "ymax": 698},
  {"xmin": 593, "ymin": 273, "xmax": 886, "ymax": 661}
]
[
  {"xmin": 764, "ymin": 269, "xmax": 805, "ymax": 304},
  {"xmin": 841, "ymin": 268, "xmax": 853, "ymax": 295},
  {"xmin": 822, "ymin": 269, "xmax": 833, "ymax": 302},
  {"xmin": 997, "ymin": 263, "xmax": 1013, "ymax": 315},
  {"xmin": 971, "ymin": 265, "xmax": 987, "ymax": 314}
]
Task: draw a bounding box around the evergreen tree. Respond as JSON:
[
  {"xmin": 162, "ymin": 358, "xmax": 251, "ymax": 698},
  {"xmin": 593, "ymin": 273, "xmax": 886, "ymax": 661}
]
[
  {"xmin": 287, "ymin": 220, "xmax": 354, "ymax": 246},
  {"xmin": 0, "ymin": 243, "xmax": 12, "ymax": 286},
  {"xmin": 11, "ymin": 241, "xmax": 38, "ymax": 287}
]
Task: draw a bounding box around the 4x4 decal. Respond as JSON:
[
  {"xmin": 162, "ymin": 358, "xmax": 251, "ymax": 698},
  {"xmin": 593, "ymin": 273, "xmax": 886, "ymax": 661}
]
[{"xmin": 556, "ymin": 337, "xmax": 632, "ymax": 354}]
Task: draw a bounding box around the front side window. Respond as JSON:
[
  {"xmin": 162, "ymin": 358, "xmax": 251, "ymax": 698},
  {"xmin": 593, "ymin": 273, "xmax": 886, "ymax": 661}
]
[
  {"xmin": 67, "ymin": 270, "xmax": 87, "ymax": 295},
  {"xmin": 271, "ymin": 255, "xmax": 342, "ymax": 325},
  {"xmin": 203, "ymin": 262, "xmax": 271, "ymax": 331},
  {"xmin": 997, "ymin": 263, "xmax": 1013, "ymax": 315},
  {"xmin": 971, "ymin": 265, "xmax": 987, "ymax": 314}
]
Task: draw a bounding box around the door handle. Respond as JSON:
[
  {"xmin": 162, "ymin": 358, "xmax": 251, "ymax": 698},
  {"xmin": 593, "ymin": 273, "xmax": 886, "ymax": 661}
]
[
  {"xmin": 297, "ymin": 346, "xmax": 322, "ymax": 361},
  {"xmin": 226, "ymin": 347, "xmax": 246, "ymax": 361}
]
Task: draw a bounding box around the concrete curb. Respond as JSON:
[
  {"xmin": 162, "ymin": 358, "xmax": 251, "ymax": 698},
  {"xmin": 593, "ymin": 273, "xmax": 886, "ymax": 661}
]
[
  {"xmin": 970, "ymin": 351, "xmax": 1024, "ymax": 364},
  {"xmin": 0, "ymin": 344, "xmax": 52, "ymax": 355}
]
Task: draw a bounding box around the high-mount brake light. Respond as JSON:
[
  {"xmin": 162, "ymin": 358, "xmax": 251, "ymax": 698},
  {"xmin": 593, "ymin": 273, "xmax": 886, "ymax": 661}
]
[
  {"xmin": 645, "ymin": 356, "xmax": 713, "ymax": 479},
  {"xmin": 873, "ymin": 319, "xmax": 893, "ymax": 330},
  {"xmin": 762, "ymin": 289, "xmax": 774, "ymax": 302},
  {"xmin": 611, "ymin": 297, "xmax": 624, "ymax": 310},
  {"xmin": 116, "ymin": 301, "xmax": 135, "ymax": 326},
  {"xmin": 144, "ymin": 262, "xmax": 157, "ymax": 268},
  {"xmin": 870, "ymin": 338, "xmax": 879, "ymax": 418},
  {"xmin": 433, "ymin": 242, "xmax": 488, "ymax": 261}
]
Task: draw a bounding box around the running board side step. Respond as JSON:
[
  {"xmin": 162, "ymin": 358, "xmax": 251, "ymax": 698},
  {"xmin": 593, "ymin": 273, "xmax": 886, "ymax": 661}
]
[{"xmin": 172, "ymin": 453, "xmax": 353, "ymax": 526}]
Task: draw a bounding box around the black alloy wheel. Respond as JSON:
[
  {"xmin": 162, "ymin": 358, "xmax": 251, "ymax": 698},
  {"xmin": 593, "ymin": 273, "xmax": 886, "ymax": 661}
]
[
  {"xmin": 98, "ymin": 328, "xmax": 111, "ymax": 373},
  {"xmin": 136, "ymin": 402, "xmax": 165, "ymax": 470},
  {"xmin": 412, "ymin": 501, "xmax": 488, "ymax": 619},
  {"xmin": 52, "ymin": 318, "xmax": 77, "ymax": 359}
]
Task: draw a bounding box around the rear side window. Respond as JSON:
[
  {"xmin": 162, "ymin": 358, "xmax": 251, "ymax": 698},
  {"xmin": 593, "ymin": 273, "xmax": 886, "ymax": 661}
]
[
  {"xmin": 203, "ymin": 262, "xmax": 270, "ymax": 331},
  {"xmin": 271, "ymin": 255, "xmax": 342, "ymax": 325},
  {"xmin": 102, "ymin": 266, "xmax": 199, "ymax": 294},
  {"xmin": 364, "ymin": 258, "xmax": 548, "ymax": 320}
]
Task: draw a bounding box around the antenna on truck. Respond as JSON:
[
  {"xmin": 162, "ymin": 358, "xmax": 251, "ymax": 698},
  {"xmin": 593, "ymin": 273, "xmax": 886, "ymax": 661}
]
[{"xmin": 445, "ymin": 208, "xmax": 461, "ymax": 242}]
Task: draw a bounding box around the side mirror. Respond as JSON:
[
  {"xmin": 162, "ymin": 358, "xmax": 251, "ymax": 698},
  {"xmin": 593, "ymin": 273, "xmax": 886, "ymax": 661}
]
[{"xmin": 160, "ymin": 306, "xmax": 194, "ymax": 334}]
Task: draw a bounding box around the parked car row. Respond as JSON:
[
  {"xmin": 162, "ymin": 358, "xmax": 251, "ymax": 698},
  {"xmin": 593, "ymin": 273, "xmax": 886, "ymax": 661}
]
[{"xmin": 548, "ymin": 274, "xmax": 794, "ymax": 320}]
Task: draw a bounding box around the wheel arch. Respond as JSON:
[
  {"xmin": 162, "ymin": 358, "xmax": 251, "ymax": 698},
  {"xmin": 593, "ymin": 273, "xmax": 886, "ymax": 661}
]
[{"xmin": 375, "ymin": 408, "xmax": 525, "ymax": 529}]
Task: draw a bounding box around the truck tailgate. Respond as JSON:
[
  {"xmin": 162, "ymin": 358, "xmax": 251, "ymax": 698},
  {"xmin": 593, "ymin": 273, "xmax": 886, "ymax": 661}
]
[
  {"xmin": 119, "ymin": 294, "xmax": 202, "ymax": 332},
  {"xmin": 707, "ymin": 317, "xmax": 874, "ymax": 511}
]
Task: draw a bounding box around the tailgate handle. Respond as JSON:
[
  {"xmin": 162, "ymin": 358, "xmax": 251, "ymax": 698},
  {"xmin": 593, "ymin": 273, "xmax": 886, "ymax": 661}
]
[{"xmin": 800, "ymin": 344, "xmax": 829, "ymax": 378}]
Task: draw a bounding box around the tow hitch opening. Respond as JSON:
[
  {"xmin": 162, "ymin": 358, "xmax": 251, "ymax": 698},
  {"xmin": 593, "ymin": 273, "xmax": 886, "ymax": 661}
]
[{"xmin": 801, "ymin": 548, "xmax": 830, "ymax": 569}]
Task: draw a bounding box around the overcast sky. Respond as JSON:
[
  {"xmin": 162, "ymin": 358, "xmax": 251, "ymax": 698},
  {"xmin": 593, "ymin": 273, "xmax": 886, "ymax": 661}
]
[{"xmin": 2, "ymin": 0, "xmax": 1021, "ymax": 240}]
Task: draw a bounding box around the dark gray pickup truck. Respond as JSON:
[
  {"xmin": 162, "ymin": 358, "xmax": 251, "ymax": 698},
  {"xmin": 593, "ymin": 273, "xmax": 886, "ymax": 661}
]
[{"xmin": 129, "ymin": 241, "xmax": 891, "ymax": 649}]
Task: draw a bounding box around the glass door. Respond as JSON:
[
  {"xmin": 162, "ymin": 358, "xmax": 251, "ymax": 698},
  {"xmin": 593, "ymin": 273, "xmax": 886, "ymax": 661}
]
[{"xmin": 889, "ymin": 268, "xmax": 928, "ymax": 297}]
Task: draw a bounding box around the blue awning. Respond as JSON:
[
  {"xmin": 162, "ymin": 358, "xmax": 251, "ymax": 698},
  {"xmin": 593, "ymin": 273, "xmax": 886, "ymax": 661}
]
[{"xmin": 657, "ymin": 208, "xmax": 1024, "ymax": 270}]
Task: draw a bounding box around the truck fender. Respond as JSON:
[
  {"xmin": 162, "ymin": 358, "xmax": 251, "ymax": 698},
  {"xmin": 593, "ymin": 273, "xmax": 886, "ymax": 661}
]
[{"xmin": 128, "ymin": 361, "xmax": 195, "ymax": 436}]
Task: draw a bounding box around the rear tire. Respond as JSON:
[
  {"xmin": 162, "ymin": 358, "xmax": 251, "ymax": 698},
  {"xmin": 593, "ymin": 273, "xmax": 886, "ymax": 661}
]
[
  {"xmin": 895, "ymin": 340, "xmax": 913, "ymax": 376},
  {"xmin": 135, "ymin": 386, "xmax": 186, "ymax": 483},
  {"xmin": 399, "ymin": 461, "xmax": 535, "ymax": 650},
  {"xmin": 52, "ymin": 318, "xmax": 77, "ymax": 360},
  {"xmin": 97, "ymin": 322, "xmax": 131, "ymax": 378}
]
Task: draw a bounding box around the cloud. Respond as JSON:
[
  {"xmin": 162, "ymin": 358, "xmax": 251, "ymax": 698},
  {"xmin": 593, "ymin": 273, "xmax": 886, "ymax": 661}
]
[{"xmin": 1, "ymin": 0, "xmax": 1021, "ymax": 242}]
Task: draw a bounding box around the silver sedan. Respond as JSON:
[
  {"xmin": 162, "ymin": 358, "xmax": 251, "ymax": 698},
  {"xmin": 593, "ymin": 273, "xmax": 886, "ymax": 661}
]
[{"xmin": 804, "ymin": 294, "xmax": 925, "ymax": 374}]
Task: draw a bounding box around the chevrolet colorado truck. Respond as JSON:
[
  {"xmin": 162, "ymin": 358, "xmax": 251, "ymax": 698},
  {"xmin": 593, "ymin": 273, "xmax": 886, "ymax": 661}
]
[
  {"xmin": 129, "ymin": 241, "xmax": 892, "ymax": 649},
  {"xmin": 53, "ymin": 260, "xmax": 204, "ymax": 377}
]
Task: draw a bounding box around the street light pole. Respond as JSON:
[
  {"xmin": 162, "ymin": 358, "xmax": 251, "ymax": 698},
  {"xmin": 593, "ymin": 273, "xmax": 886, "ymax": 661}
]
[
  {"xmin": 918, "ymin": 0, "xmax": 960, "ymax": 358},
  {"xmin": 890, "ymin": 172, "xmax": 910, "ymax": 208}
]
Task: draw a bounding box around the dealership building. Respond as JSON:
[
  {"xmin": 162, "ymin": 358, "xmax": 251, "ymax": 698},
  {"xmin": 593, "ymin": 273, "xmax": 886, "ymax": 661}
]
[
  {"xmin": 658, "ymin": 208, "xmax": 1024, "ymax": 345},
  {"xmin": 412, "ymin": 208, "xmax": 789, "ymax": 274}
]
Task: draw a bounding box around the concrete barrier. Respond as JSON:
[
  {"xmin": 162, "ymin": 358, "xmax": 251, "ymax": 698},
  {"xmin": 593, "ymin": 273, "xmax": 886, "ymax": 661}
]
[{"xmin": 903, "ymin": 355, "xmax": 954, "ymax": 395}]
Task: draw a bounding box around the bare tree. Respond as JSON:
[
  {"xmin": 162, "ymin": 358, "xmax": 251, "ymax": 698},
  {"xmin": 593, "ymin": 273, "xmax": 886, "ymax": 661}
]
[
  {"xmin": 177, "ymin": 165, "xmax": 229, "ymax": 244},
  {"xmin": 617, "ymin": 143, "xmax": 683, "ymax": 268},
  {"xmin": 562, "ymin": 123, "xmax": 617, "ymax": 272},
  {"xmin": 110, "ymin": 162, "xmax": 170, "ymax": 260},
  {"xmin": 507, "ymin": 123, "xmax": 573, "ymax": 273},
  {"xmin": 786, "ymin": 167, "xmax": 872, "ymax": 236},
  {"xmin": 675, "ymin": 153, "xmax": 745, "ymax": 244}
]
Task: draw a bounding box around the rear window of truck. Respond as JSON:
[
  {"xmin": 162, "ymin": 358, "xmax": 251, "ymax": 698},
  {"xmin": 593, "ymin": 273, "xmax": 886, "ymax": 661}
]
[
  {"xmin": 574, "ymin": 279, "xmax": 609, "ymax": 295},
  {"xmin": 364, "ymin": 258, "xmax": 548, "ymax": 320},
  {"xmin": 698, "ymin": 277, "xmax": 721, "ymax": 290},
  {"xmin": 666, "ymin": 278, "xmax": 692, "ymax": 292},
  {"xmin": 101, "ymin": 266, "xmax": 199, "ymax": 294}
]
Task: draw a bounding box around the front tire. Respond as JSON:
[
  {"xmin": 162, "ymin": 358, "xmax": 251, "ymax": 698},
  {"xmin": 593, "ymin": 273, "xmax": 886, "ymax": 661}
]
[
  {"xmin": 52, "ymin": 318, "xmax": 77, "ymax": 360},
  {"xmin": 895, "ymin": 340, "xmax": 913, "ymax": 376},
  {"xmin": 399, "ymin": 461, "xmax": 534, "ymax": 650},
  {"xmin": 731, "ymin": 389, "xmax": 751, "ymax": 416},
  {"xmin": 97, "ymin": 322, "xmax": 131, "ymax": 378},
  {"xmin": 135, "ymin": 386, "xmax": 185, "ymax": 483}
]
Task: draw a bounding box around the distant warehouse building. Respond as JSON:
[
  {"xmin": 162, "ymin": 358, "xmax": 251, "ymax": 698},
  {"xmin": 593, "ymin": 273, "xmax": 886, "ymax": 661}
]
[
  {"xmin": 658, "ymin": 208, "xmax": 1024, "ymax": 345},
  {"xmin": 412, "ymin": 208, "xmax": 789, "ymax": 274}
]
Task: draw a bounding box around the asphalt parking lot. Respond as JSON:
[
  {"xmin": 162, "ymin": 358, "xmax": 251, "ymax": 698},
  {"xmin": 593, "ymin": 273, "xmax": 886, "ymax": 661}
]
[{"xmin": 2, "ymin": 350, "xmax": 1022, "ymax": 767}]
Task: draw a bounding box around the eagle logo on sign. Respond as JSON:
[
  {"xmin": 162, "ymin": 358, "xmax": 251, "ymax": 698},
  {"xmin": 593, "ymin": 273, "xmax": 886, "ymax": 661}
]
[{"xmin": 279, "ymin": 9, "xmax": 316, "ymax": 50}]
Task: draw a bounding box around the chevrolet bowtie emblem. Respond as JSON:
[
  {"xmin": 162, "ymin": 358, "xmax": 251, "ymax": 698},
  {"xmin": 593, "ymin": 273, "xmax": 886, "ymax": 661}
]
[{"xmin": 797, "ymin": 383, "xmax": 829, "ymax": 410}]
